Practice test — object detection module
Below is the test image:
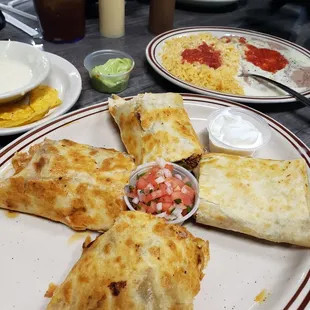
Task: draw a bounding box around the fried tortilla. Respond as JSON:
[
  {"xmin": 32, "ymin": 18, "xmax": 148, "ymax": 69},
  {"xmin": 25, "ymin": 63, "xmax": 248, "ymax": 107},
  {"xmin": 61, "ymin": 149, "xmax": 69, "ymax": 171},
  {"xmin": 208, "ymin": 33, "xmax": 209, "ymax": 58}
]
[
  {"xmin": 47, "ymin": 211, "xmax": 209, "ymax": 310},
  {"xmin": 196, "ymin": 153, "xmax": 310, "ymax": 247},
  {"xmin": 0, "ymin": 139, "xmax": 135, "ymax": 231},
  {"xmin": 108, "ymin": 93, "xmax": 203, "ymax": 169}
]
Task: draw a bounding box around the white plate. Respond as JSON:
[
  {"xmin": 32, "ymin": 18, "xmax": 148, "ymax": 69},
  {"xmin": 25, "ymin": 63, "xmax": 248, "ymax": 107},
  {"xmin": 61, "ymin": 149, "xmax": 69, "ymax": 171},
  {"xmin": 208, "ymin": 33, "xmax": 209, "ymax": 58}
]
[
  {"xmin": 0, "ymin": 52, "xmax": 82, "ymax": 136},
  {"xmin": 177, "ymin": 0, "xmax": 239, "ymax": 7},
  {"xmin": 0, "ymin": 94, "xmax": 309, "ymax": 310},
  {"xmin": 146, "ymin": 26, "xmax": 310, "ymax": 104}
]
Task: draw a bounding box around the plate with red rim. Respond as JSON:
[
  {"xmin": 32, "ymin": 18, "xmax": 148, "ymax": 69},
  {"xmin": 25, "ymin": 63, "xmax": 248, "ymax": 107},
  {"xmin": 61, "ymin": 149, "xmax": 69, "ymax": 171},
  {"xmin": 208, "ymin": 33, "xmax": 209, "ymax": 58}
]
[
  {"xmin": 146, "ymin": 26, "xmax": 310, "ymax": 104},
  {"xmin": 0, "ymin": 93, "xmax": 309, "ymax": 309}
]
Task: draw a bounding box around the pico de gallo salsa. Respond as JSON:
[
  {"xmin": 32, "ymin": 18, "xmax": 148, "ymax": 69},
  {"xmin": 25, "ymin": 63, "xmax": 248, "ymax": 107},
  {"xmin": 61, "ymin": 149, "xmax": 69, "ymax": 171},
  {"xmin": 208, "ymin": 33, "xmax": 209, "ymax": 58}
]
[{"xmin": 125, "ymin": 158, "xmax": 196, "ymax": 222}]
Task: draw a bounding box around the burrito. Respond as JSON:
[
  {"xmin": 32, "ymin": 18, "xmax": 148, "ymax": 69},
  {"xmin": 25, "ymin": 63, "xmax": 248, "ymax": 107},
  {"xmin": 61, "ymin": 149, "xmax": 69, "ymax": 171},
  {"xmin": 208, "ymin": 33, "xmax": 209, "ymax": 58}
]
[
  {"xmin": 196, "ymin": 153, "xmax": 310, "ymax": 247},
  {"xmin": 47, "ymin": 211, "xmax": 210, "ymax": 310},
  {"xmin": 0, "ymin": 139, "xmax": 135, "ymax": 231},
  {"xmin": 108, "ymin": 93, "xmax": 203, "ymax": 169}
]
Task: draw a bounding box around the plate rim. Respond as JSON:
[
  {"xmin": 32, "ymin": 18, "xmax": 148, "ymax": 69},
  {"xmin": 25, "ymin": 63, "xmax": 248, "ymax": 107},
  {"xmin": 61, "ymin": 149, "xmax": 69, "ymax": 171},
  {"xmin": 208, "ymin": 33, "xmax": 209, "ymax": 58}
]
[
  {"xmin": 0, "ymin": 51, "xmax": 82, "ymax": 136},
  {"xmin": 0, "ymin": 93, "xmax": 309, "ymax": 309},
  {"xmin": 146, "ymin": 26, "xmax": 310, "ymax": 104}
]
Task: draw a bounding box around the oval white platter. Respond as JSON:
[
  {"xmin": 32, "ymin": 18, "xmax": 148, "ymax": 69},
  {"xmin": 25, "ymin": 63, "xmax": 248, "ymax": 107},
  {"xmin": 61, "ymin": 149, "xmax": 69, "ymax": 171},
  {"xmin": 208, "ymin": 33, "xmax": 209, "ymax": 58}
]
[
  {"xmin": 0, "ymin": 94, "xmax": 309, "ymax": 310},
  {"xmin": 146, "ymin": 26, "xmax": 310, "ymax": 104},
  {"xmin": 0, "ymin": 52, "xmax": 82, "ymax": 136}
]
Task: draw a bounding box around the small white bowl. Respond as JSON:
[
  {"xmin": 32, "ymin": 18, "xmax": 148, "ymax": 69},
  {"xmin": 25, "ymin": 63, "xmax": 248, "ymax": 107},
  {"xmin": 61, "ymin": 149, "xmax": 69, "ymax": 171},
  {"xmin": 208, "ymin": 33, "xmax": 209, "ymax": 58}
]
[
  {"xmin": 0, "ymin": 41, "xmax": 51, "ymax": 104},
  {"xmin": 206, "ymin": 107, "xmax": 271, "ymax": 156},
  {"xmin": 124, "ymin": 162, "xmax": 200, "ymax": 225}
]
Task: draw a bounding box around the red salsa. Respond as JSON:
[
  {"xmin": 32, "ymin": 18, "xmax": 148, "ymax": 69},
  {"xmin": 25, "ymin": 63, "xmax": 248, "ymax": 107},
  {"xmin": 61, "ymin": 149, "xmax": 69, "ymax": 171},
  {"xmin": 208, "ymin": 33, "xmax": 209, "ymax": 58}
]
[
  {"xmin": 181, "ymin": 42, "xmax": 222, "ymax": 69},
  {"xmin": 244, "ymin": 43, "xmax": 289, "ymax": 73},
  {"xmin": 125, "ymin": 159, "xmax": 196, "ymax": 222}
]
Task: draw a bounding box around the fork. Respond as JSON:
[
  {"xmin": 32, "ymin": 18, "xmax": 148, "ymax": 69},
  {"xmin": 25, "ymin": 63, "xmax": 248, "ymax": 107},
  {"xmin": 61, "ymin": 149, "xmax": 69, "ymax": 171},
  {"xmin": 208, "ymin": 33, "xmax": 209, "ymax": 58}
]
[{"xmin": 240, "ymin": 72, "xmax": 310, "ymax": 108}]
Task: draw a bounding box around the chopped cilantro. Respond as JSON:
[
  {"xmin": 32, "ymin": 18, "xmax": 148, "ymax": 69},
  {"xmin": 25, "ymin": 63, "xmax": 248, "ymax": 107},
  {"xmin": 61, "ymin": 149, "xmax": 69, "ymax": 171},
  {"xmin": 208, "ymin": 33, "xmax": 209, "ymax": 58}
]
[
  {"xmin": 169, "ymin": 207, "xmax": 175, "ymax": 214},
  {"xmin": 146, "ymin": 201, "xmax": 151, "ymax": 206},
  {"xmin": 185, "ymin": 182, "xmax": 192, "ymax": 187},
  {"xmin": 187, "ymin": 206, "xmax": 192, "ymax": 213},
  {"xmin": 137, "ymin": 172, "xmax": 146, "ymax": 179},
  {"xmin": 136, "ymin": 205, "xmax": 141, "ymax": 210},
  {"xmin": 129, "ymin": 185, "xmax": 135, "ymax": 192},
  {"xmin": 174, "ymin": 198, "xmax": 182, "ymax": 204}
]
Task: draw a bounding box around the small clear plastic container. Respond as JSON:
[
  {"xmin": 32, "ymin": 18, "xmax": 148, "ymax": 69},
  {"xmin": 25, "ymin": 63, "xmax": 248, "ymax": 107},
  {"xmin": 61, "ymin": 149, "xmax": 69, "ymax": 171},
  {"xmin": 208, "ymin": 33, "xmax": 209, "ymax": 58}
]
[
  {"xmin": 206, "ymin": 107, "xmax": 271, "ymax": 156},
  {"xmin": 124, "ymin": 161, "xmax": 200, "ymax": 225},
  {"xmin": 83, "ymin": 49, "xmax": 134, "ymax": 93}
]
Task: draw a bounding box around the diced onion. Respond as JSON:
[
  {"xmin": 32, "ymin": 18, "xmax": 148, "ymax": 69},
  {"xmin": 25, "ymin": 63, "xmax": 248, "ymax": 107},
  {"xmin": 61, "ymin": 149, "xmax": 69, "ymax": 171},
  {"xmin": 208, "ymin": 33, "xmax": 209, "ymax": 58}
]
[
  {"xmin": 181, "ymin": 186, "xmax": 188, "ymax": 194},
  {"xmin": 155, "ymin": 176, "xmax": 165, "ymax": 184},
  {"xmin": 175, "ymin": 174, "xmax": 183, "ymax": 180},
  {"xmin": 163, "ymin": 168, "xmax": 172, "ymax": 178},
  {"xmin": 138, "ymin": 190, "xmax": 144, "ymax": 201},
  {"xmin": 146, "ymin": 183, "xmax": 154, "ymax": 191},
  {"xmin": 156, "ymin": 203, "xmax": 163, "ymax": 211},
  {"xmin": 157, "ymin": 212, "xmax": 167, "ymax": 218},
  {"xmin": 132, "ymin": 197, "xmax": 139, "ymax": 204},
  {"xmin": 167, "ymin": 187, "xmax": 173, "ymax": 195},
  {"xmin": 156, "ymin": 157, "xmax": 166, "ymax": 169}
]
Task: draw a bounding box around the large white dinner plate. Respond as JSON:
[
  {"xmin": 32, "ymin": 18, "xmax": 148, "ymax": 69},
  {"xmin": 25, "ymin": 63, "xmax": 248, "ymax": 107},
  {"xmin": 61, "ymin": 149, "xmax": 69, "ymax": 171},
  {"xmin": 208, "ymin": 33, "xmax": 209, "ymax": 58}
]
[
  {"xmin": 0, "ymin": 52, "xmax": 82, "ymax": 136},
  {"xmin": 177, "ymin": 0, "xmax": 239, "ymax": 7},
  {"xmin": 0, "ymin": 94, "xmax": 309, "ymax": 310},
  {"xmin": 146, "ymin": 26, "xmax": 310, "ymax": 104}
]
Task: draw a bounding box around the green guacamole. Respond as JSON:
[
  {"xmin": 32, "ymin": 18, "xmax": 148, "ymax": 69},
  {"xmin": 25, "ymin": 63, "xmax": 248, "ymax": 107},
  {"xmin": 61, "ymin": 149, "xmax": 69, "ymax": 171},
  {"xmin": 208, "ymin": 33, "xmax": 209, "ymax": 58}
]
[{"xmin": 91, "ymin": 58, "xmax": 132, "ymax": 93}]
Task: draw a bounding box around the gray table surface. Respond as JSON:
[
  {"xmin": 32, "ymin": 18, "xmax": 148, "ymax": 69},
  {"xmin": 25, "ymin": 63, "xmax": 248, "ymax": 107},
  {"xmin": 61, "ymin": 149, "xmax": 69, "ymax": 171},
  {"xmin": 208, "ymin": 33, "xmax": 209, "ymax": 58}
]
[{"xmin": 0, "ymin": 0, "xmax": 310, "ymax": 149}]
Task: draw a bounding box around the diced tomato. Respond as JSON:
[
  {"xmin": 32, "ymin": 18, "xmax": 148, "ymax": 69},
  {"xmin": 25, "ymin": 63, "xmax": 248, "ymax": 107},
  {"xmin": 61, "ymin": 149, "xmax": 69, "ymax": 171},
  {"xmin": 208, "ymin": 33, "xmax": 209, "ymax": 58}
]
[
  {"xmin": 164, "ymin": 164, "xmax": 173, "ymax": 171},
  {"xmin": 159, "ymin": 183, "xmax": 168, "ymax": 195},
  {"xmin": 171, "ymin": 192, "xmax": 193, "ymax": 206},
  {"xmin": 183, "ymin": 177, "xmax": 190, "ymax": 184},
  {"xmin": 138, "ymin": 203, "xmax": 148, "ymax": 212},
  {"xmin": 145, "ymin": 190, "xmax": 163, "ymax": 203},
  {"xmin": 182, "ymin": 209, "xmax": 188, "ymax": 216},
  {"xmin": 145, "ymin": 174, "xmax": 158, "ymax": 188},
  {"xmin": 162, "ymin": 202, "xmax": 173, "ymax": 212},
  {"xmin": 136, "ymin": 177, "xmax": 148, "ymax": 190},
  {"xmin": 181, "ymin": 185, "xmax": 195, "ymax": 200},
  {"xmin": 151, "ymin": 166, "xmax": 160, "ymax": 175},
  {"xmin": 158, "ymin": 195, "xmax": 173, "ymax": 203},
  {"xmin": 146, "ymin": 201, "xmax": 157, "ymax": 214},
  {"xmin": 169, "ymin": 176, "xmax": 185, "ymax": 189}
]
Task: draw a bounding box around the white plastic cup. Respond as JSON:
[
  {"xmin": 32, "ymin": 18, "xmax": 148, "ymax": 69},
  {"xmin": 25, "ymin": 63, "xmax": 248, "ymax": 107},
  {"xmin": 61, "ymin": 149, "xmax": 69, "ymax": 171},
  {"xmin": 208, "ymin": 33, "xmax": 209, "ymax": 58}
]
[
  {"xmin": 206, "ymin": 107, "xmax": 271, "ymax": 156},
  {"xmin": 83, "ymin": 49, "xmax": 134, "ymax": 93},
  {"xmin": 124, "ymin": 162, "xmax": 200, "ymax": 225}
]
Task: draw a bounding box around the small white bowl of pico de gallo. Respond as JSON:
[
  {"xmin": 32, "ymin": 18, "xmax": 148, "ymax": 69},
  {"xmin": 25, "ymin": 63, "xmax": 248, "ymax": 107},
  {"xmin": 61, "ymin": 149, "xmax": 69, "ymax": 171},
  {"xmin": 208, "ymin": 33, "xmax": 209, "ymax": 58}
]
[{"xmin": 124, "ymin": 158, "xmax": 200, "ymax": 225}]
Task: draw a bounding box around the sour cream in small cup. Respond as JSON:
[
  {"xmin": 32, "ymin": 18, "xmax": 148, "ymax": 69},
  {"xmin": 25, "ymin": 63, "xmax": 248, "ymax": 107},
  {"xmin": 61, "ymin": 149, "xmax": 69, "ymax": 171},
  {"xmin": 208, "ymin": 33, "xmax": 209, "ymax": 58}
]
[{"xmin": 206, "ymin": 107, "xmax": 271, "ymax": 156}]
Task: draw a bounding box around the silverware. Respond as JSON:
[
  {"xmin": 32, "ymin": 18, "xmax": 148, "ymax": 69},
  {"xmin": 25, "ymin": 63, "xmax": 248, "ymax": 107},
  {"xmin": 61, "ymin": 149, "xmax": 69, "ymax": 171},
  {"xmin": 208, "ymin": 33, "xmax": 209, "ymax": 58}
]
[{"xmin": 240, "ymin": 73, "xmax": 310, "ymax": 108}]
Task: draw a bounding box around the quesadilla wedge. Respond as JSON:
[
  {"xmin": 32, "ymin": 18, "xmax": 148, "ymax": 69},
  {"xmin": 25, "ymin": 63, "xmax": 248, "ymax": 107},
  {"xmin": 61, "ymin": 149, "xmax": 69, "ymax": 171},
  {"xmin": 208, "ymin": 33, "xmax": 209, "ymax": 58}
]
[
  {"xmin": 47, "ymin": 211, "xmax": 209, "ymax": 310},
  {"xmin": 0, "ymin": 139, "xmax": 135, "ymax": 231},
  {"xmin": 108, "ymin": 93, "xmax": 203, "ymax": 169},
  {"xmin": 196, "ymin": 153, "xmax": 310, "ymax": 247}
]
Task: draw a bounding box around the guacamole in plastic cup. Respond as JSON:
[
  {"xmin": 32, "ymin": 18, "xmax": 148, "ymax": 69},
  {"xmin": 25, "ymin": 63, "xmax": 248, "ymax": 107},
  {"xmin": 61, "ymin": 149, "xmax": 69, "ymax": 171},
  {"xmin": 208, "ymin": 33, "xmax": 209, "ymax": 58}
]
[{"xmin": 84, "ymin": 50, "xmax": 135, "ymax": 93}]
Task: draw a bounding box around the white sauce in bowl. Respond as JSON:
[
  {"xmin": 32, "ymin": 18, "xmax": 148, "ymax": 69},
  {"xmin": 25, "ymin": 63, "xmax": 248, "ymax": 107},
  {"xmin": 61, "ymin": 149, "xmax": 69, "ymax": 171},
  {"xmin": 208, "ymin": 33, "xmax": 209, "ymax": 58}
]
[
  {"xmin": 0, "ymin": 60, "xmax": 33, "ymax": 95},
  {"xmin": 210, "ymin": 110, "xmax": 263, "ymax": 149}
]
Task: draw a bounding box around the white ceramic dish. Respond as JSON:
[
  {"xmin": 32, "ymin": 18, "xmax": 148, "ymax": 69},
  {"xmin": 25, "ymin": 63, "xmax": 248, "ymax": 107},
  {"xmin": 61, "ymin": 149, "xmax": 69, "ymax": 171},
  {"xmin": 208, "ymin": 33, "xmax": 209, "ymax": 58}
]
[
  {"xmin": 0, "ymin": 41, "xmax": 50, "ymax": 104},
  {"xmin": 124, "ymin": 161, "xmax": 200, "ymax": 225},
  {"xmin": 177, "ymin": 0, "xmax": 239, "ymax": 7},
  {"xmin": 0, "ymin": 94, "xmax": 309, "ymax": 310},
  {"xmin": 0, "ymin": 52, "xmax": 82, "ymax": 136},
  {"xmin": 146, "ymin": 26, "xmax": 310, "ymax": 104}
]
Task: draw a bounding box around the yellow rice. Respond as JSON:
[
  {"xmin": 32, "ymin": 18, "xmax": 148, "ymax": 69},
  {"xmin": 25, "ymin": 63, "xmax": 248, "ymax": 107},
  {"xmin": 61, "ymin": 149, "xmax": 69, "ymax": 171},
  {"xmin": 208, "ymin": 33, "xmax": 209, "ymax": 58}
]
[{"xmin": 160, "ymin": 33, "xmax": 244, "ymax": 95}]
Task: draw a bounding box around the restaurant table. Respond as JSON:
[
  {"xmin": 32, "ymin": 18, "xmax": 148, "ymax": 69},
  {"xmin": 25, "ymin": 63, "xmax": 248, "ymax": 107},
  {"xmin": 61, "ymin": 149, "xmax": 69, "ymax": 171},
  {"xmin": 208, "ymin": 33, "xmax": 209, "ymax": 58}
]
[{"xmin": 0, "ymin": 0, "xmax": 310, "ymax": 149}]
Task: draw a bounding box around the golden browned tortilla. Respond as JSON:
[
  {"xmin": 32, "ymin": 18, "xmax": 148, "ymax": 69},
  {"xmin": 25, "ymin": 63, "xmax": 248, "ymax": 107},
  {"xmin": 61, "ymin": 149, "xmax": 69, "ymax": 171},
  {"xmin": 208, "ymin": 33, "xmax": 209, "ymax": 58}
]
[
  {"xmin": 108, "ymin": 93, "xmax": 203, "ymax": 169},
  {"xmin": 196, "ymin": 153, "xmax": 310, "ymax": 247},
  {"xmin": 47, "ymin": 211, "xmax": 209, "ymax": 310},
  {"xmin": 0, "ymin": 139, "xmax": 135, "ymax": 231}
]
